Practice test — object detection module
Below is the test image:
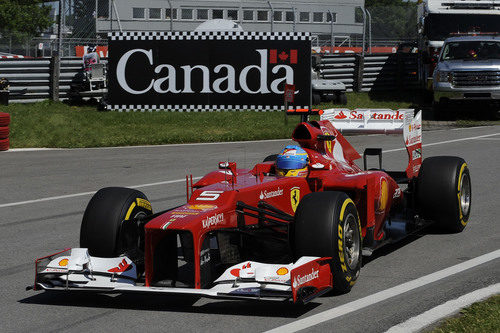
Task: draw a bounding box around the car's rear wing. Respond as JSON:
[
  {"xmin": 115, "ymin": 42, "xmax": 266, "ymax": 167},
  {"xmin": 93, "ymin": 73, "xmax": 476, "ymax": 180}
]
[{"xmin": 321, "ymin": 109, "xmax": 422, "ymax": 178}]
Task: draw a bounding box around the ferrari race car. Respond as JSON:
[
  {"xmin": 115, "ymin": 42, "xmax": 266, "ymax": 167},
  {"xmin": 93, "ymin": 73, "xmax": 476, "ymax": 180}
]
[{"xmin": 30, "ymin": 109, "xmax": 472, "ymax": 304}]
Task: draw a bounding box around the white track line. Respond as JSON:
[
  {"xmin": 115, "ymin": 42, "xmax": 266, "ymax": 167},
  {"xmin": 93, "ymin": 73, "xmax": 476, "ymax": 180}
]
[
  {"xmin": 1, "ymin": 132, "xmax": 498, "ymax": 209},
  {"xmin": 383, "ymin": 132, "xmax": 499, "ymax": 153},
  {"xmin": 0, "ymin": 177, "xmax": 202, "ymax": 209},
  {"xmin": 385, "ymin": 283, "xmax": 500, "ymax": 333},
  {"xmin": 5, "ymin": 125, "xmax": 499, "ymax": 153},
  {"xmin": 265, "ymin": 249, "xmax": 500, "ymax": 333},
  {"xmin": 5, "ymin": 138, "xmax": 292, "ymax": 152}
]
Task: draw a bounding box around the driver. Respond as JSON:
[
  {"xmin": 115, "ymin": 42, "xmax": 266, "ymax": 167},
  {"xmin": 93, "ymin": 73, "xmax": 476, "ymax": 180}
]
[
  {"xmin": 275, "ymin": 145, "xmax": 309, "ymax": 177},
  {"xmin": 467, "ymin": 48, "xmax": 477, "ymax": 59}
]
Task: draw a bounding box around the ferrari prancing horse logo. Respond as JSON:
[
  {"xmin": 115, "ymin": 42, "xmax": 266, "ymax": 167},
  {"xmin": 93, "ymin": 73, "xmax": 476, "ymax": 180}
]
[
  {"xmin": 291, "ymin": 187, "xmax": 301, "ymax": 212},
  {"xmin": 324, "ymin": 131, "xmax": 333, "ymax": 154}
]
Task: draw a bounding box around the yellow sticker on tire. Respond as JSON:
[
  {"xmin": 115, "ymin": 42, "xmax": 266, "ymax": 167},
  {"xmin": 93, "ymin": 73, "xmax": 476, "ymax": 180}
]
[
  {"xmin": 457, "ymin": 163, "xmax": 468, "ymax": 226},
  {"xmin": 125, "ymin": 202, "xmax": 136, "ymax": 220},
  {"xmin": 136, "ymin": 198, "xmax": 152, "ymax": 211}
]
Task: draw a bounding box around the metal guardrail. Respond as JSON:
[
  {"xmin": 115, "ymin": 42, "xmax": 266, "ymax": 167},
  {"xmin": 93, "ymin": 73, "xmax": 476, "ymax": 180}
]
[
  {"xmin": 0, "ymin": 57, "xmax": 107, "ymax": 103},
  {"xmin": 317, "ymin": 53, "xmax": 420, "ymax": 92},
  {"xmin": 1, "ymin": 54, "xmax": 420, "ymax": 103}
]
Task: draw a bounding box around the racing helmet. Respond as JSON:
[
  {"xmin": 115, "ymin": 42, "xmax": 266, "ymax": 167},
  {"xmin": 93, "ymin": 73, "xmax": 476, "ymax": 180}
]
[{"xmin": 276, "ymin": 145, "xmax": 309, "ymax": 177}]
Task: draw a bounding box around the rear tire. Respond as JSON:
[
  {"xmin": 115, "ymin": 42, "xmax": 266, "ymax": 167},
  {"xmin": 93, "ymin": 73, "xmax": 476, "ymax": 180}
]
[
  {"xmin": 417, "ymin": 156, "xmax": 471, "ymax": 232},
  {"xmin": 80, "ymin": 187, "xmax": 153, "ymax": 257},
  {"xmin": 294, "ymin": 191, "xmax": 361, "ymax": 294},
  {"xmin": 337, "ymin": 92, "xmax": 347, "ymax": 105}
]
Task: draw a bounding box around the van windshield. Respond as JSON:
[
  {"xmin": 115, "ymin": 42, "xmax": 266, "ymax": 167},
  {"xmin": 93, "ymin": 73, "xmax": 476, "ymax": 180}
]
[
  {"xmin": 424, "ymin": 14, "xmax": 500, "ymax": 41},
  {"xmin": 441, "ymin": 41, "xmax": 500, "ymax": 60}
]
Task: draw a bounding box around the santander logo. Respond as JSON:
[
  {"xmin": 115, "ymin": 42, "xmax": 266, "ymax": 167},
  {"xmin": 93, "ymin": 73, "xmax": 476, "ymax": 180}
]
[
  {"xmin": 292, "ymin": 268, "xmax": 320, "ymax": 289},
  {"xmin": 334, "ymin": 111, "xmax": 347, "ymax": 119},
  {"xmin": 259, "ymin": 188, "xmax": 284, "ymax": 200}
]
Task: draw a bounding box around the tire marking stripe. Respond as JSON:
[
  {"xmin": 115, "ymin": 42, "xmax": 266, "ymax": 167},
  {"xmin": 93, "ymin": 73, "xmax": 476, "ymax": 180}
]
[
  {"xmin": 385, "ymin": 283, "xmax": 500, "ymax": 333},
  {"xmin": 125, "ymin": 202, "xmax": 136, "ymax": 220},
  {"xmin": 457, "ymin": 163, "xmax": 467, "ymax": 226},
  {"xmin": 0, "ymin": 132, "xmax": 498, "ymax": 209},
  {"xmin": 264, "ymin": 249, "xmax": 500, "ymax": 333},
  {"xmin": 339, "ymin": 198, "xmax": 354, "ymax": 221}
]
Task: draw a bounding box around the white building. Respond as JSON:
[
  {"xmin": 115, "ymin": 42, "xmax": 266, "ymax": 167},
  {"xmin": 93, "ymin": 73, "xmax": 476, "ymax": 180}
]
[{"xmin": 96, "ymin": 0, "xmax": 364, "ymax": 42}]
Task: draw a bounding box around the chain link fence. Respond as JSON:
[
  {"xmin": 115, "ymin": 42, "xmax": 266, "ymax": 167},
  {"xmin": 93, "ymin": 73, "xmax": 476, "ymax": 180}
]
[
  {"xmin": 0, "ymin": 1, "xmax": 419, "ymax": 57},
  {"xmin": 0, "ymin": 0, "xmax": 103, "ymax": 57}
]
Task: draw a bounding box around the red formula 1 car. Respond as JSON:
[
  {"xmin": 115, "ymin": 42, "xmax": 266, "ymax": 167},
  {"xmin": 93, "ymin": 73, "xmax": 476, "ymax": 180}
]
[{"xmin": 30, "ymin": 109, "xmax": 472, "ymax": 304}]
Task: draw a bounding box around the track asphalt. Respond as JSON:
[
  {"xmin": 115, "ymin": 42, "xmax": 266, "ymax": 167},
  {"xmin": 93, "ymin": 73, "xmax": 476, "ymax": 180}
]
[{"xmin": 0, "ymin": 125, "xmax": 498, "ymax": 332}]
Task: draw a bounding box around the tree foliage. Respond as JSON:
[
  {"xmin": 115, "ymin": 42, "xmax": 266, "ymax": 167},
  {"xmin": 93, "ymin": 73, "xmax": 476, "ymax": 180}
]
[
  {"xmin": 364, "ymin": 0, "xmax": 418, "ymax": 39},
  {"xmin": 0, "ymin": 0, "xmax": 52, "ymax": 41}
]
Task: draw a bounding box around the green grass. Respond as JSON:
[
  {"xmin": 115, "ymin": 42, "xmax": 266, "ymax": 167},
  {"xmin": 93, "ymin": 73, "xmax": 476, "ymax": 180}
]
[
  {"xmin": 430, "ymin": 295, "xmax": 500, "ymax": 333},
  {"xmin": 2, "ymin": 100, "xmax": 300, "ymax": 148},
  {"xmin": 0, "ymin": 92, "xmax": 495, "ymax": 148}
]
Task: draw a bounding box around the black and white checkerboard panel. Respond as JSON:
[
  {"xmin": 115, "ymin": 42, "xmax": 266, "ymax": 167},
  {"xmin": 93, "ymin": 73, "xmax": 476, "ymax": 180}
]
[
  {"xmin": 107, "ymin": 105, "xmax": 309, "ymax": 112},
  {"xmin": 108, "ymin": 31, "xmax": 310, "ymax": 41}
]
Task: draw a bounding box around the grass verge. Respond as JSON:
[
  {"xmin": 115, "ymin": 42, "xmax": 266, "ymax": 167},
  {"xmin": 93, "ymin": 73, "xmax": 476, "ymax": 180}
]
[
  {"xmin": 430, "ymin": 295, "xmax": 500, "ymax": 333},
  {"xmin": 0, "ymin": 92, "xmax": 496, "ymax": 148}
]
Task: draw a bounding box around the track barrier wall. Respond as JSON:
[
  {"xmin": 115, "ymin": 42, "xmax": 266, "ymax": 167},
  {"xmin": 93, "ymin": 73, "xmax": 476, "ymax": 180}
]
[{"xmin": 0, "ymin": 53, "xmax": 419, "ymax": 104}]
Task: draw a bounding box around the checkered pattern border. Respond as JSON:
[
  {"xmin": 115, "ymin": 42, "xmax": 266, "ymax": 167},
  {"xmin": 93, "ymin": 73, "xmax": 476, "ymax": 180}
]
[
  {"xmin": 106, "ymin": 105, "xmax": 308, "ymax": 112},
  {"xmin": 108, "ymin": 31, "xmax": 310, "ymax": 41}
]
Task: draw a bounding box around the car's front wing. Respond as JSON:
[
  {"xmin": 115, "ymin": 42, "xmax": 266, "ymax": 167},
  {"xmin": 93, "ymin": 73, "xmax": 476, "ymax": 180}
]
[{"xmin": 30, "ymin": 248, "xmax": 332, "ymax": 304}]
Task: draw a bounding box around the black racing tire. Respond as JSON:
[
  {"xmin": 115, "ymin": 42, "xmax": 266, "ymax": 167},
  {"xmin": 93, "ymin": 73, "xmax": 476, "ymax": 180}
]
[
  {"xmin": 337, "ymin": 92, "xmax": 347, "ymax": 105},
  {"xmin": 294, "ymin": 191, "xmax": 362, "ymax": 294},
  {"xmin": 263, "ymin": 154, "xmax": 278, "ymax": 162},
  {"xmin": 80, "ymin": 187, "xmax": 153, "ymax": 257},
  {"xmin": 312, "ymin": 92, "xmax": 321, "ymax": 105},
  {"xmin": 417, "ymin": 156, "xmax": 471, "ymax": 233}
]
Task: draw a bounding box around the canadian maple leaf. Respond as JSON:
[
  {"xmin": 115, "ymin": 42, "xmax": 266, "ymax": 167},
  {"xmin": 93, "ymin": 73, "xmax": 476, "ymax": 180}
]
[{"xmin": 278, "ymin": 51, "xmax": 289, "ymax": 61}]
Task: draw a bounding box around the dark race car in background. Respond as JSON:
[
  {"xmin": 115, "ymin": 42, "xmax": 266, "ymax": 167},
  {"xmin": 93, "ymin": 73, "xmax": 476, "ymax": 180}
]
[{"xmin": 30, "ymin": 108, "xmax": 471, "ymax": 304}]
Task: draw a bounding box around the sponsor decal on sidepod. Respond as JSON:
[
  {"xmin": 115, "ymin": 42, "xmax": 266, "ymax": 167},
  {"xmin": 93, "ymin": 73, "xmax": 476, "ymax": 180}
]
[
  {"xmin": 259, "ymin": 188, "xmax": 284, "ymax": 200},
  {"xmin": 292, "ymin": 268, "xmax": 319, "ymax": 289},
  {"xmin": 202, "ymin": 213, "xmax": 224, "ymax": 229}
]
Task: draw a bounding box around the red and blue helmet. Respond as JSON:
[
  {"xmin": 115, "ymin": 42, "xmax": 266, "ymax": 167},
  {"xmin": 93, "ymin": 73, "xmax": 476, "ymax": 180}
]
[{"xmin": 276, "ymin": 145, "xmax": 309, "ymax": 177}]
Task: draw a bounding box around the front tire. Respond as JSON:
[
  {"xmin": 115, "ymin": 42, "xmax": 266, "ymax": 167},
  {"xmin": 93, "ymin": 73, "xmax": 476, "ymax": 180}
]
[
  {"xmin": 294, "ymin": 191, "xmax": 361, "ymax": 294},
  {"xmin": 80, "ymin": 187, "xmax": 153, "ymax": 257},
  {"xmin": 417, "ymin": 156, "xmax": 471, "ymax": 232}
]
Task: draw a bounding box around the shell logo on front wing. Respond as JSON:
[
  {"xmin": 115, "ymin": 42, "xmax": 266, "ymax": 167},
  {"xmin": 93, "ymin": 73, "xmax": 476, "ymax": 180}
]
[{"xmin": 276, "ymin": 267, "xmax": 289, "ymax": 275}]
